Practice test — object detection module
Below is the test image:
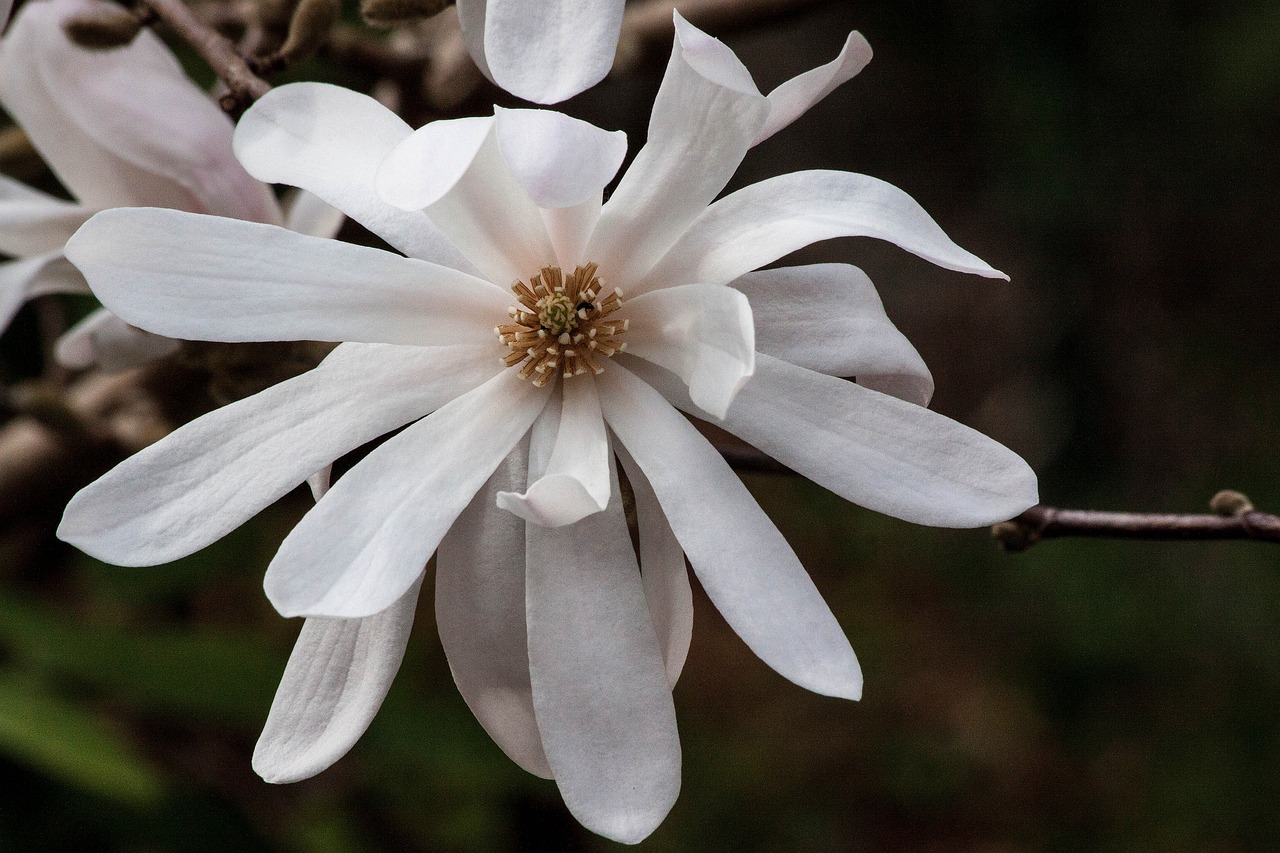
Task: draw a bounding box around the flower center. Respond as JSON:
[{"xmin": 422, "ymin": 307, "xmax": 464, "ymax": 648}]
[{"xmin": 496, "ymin": 263, "xmax": 628, "ymax": 387}]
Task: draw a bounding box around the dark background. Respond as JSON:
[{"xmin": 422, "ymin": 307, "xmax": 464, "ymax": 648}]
[{"xmin": 1, "ymin": 0, "xmax": 1278, "ymax": 849}]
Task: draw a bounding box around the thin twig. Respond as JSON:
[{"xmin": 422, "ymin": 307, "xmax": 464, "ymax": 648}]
[
  {"xmin": 992, "ymin": 498, "xmax": 1280, "ymax": 552},
  {"xmin": 139, "ymin": 0, "xmax": 271, "ymax": 112}
]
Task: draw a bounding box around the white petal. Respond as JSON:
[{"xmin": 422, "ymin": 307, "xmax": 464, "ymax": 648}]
[
  {"xmin": 54, "ymin": 308, "xmax": 180, "ymax": 373},
  {"xmin": 455, "ymin": 0, "xmax": 491, "ymax": 81},
  {"xmin": 0, "ymin": 176, "xmax": 92, "ymax": 256},
  {"xmin": 497, "ymin": 377, "xmax": 610, "ymax": 527},
  {"xmin": 283, "ymin": 190, "xmax": 345, "ymax": 239},
  {"xmin": 234, "ymin": 82, "xmax": 474, "ymax": 271},
  {"xmin": 637, "ymin": 170, "xmax": 1007, "ymax": 295},
  {"xmin": 0, "ymin": 253, "xmax": 84, "ymax": 334},
  {"xmin": 422, "ymin": 131, "xmax": 557, "ymax": 286},
  {"xmin": 0, "ymin": 0, "xmax": 12, "ymax": 33},
  {"xmin": 0, "ymin": 0, "xmax": 280, "ymax": 221},
  {"xmin": 526, "ymin": 464, "xmax": 680, "ymax": 844},
  {"xmin": 253, "ymin": 577, "xmax": 423, "ymax": 783},
  {"xmin": 615, "ymin": 444, "xmax": 692, "ymax": 687},
  {"xmin": 586, "ymin": 13, "xmax": 770, "ymax": 287},
  {"xmin": 637, "ymin": 353, "xmax": 1039, "ymax": 528},
  {"xmin": 58, "ymin": 343, "xmax": 501, "ymax": 565},
  {"xmin": 732, "ymin": 263, "xmax": 933, "ymax": 405},
  {"xmin": 754, "ymin": 31, "xmax": 873, "ymax": 145},
  {"xmin": 436, "ymin": 443, "xmax": 552, "ymax": 778},
  {"xmin": 65, "ymin": 208, "xmax": 508, "ymax": 345},
  {"xmin": 264, "ymin": 369, "xmax": 550, "ymax": 619},
  {"xmin": 598, "ymin": 363, "xmax": 862, "ymax": 700},
  {"xmin": 306, "ymin": 466, "xmax": 332, "ymax": 502},
  {"xmin": 480, "ymin": 0, "xmax": 624, "ymax": 104},
  {"xmin": 541, "ymin": 195, "xmax": 601, "ymax": 270},
  {"xmin": 624, "ymin": 283, "xmax": 755, "ymax": 419},
  {"xmin": 493, "ymin": 108, "xmax": 627, "ymax": 209},
  {"xmin": 374, "ymin": 116, "xmax": 494, "ymax": 212}
]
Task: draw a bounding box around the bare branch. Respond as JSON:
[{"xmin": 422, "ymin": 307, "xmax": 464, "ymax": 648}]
[{"xmin": 139, "ymin": 0, "xmax": 271, "ymax": 112}]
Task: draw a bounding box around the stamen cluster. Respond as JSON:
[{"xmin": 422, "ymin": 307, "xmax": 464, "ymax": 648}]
[{"xmin": 497, "ymin": 263, "xmax": 628, "ymax": 386}]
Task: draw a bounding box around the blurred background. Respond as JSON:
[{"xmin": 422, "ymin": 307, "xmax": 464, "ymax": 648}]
[{"xmin": 1, "ymin": 0, "xmax": 1279, "ymax": 849}]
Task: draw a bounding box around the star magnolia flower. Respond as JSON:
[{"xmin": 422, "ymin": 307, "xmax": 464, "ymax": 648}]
[
  {"xmin": 457, "ymin": 0, "xmax": 625, "ymax": 104},
  {"xmin": 59, "ymin": 15, "xmax": 1037, "ymax": 844},
  {"xmin": 0, "ymin": 0, "xmax": 341, "ymax": 370}
]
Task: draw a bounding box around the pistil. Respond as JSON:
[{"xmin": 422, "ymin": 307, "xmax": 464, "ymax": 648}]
[{"xmin": 496, "ymin": 263, "xmax": 629, "ymax": 387}]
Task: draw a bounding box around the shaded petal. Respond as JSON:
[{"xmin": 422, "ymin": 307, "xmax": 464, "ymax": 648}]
[
  {"xmin": 0, "ymin": 176, "xmax": 92, "ymax": 256},
  {"xmin": 732, "ymin": 263, "xmax": 933, "ymax": 405},
  {"xmin": 493, "ymin": 108, "xmax": 627, "ymax": 209},
  {"xmin": 234, "ymin": 82, "xmax": 474, "ymax": 270},
  {"xmin": 598, "ymin": 362, "xmax": 861, "ymax": 700},
  {"xmin": 637, "ymin": 170, "xmax": 1007, "ymax": 295},
  {"xmin": 0, "ymin": 253, "xmax": 84, "ymax": 333},
  {"xmin": 615, "ymin": 444, "xmax": 692, "ymax": 687},
  {"xmin": 480, "ymin": 0, "xmax": 624, "ymax": 104},
  {"xmin": 254, "ymin": 577, "xmax": 423, "ymax": 783},
  {"xmin": 264, "ymin": 369, "xmax": 550, "ymax": 618},
  {"xmin": 437, "ymin": 441, "xmax": 552, "ymax": 778},
  {"xmin": 542, "ymin": 195, "xmax": 601, "ymax": 271},
  {"xmin": 497, "ymin": 377, "xmax": 610, "ymax": 527},
  {"xmin": 754, "ymin": 32, "xmax": 873, "ymax": 145},
  {"xmin": 66, "ymin": 208, "xmax": 507, "ymax": 345},
  {"xmin": 637, "ymin": 353, "xmax": 1039, "ymax": 528},
  {"xmin": 455, "ymin": 0, "xmax": 491, "ymax": 81},
  {"xmin": 375, "ymin": 116, "xmax": 494, "ymax": 212},
  {"xmin": 526, "ymin": 461, "xmax": 679, "ymax": 844},
  {"xmin": 624, "ymin": 283, "xmax": 754, "ymax": 419},
  {"xmin": 58, "ymin": 343, "xmax": 501, "ymax": 565},
  {"xmin": 283, "ymin": 189, "xmax": 345, "ymax": 239},
  {"xmin": 586, "ymin": 12, "xmax": 769, "ymax": 287},
  {"xmin": 0, "ymin": 0, "xmax": 279, "ymax": 221},
  {"xmin": 55, "ymin": 308, "xmax": 180, "ymax": 373}
]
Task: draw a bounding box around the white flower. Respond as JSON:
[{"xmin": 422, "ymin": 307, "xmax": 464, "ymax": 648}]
[
  {"xmin": 0, "ymin": 0, "xmax": 341, "ymax": 370},
  {"xmin": 456, "ymin": 0, "xmax": 625, "ymax": 104},
  {"xmin": 59, "ymin": 15, "xmax": 1037, "ymax": 844}
]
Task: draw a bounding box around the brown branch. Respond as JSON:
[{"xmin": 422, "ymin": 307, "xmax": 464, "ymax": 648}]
[
  {"xmin": 992, "ymin": 494, "xmax": 1280, "ymax": 552},
  {"xmin": 139, "ymin": 0, "xmax": 271, "ymax": 112}
]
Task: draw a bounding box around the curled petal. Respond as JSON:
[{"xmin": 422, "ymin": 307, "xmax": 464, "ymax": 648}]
[
  {"xmin": 638, "ymin": 170, "xmax": 1007, "ymax": 295},
  {"xmin": 66, "ymin": 208, "xmax": 508, "ymax": 346},
  {"xmin": 624, "ymin": 283, "xmax": 755, "ymax": 419},
  {"xmin": 375, "ymin": 116, "xmax": 494, "ymax": 212},
  {"xmin": 733, "ymin": 263, "xmax": 933, "ymax": 405},
  {"xmin": 754, "ymin": 31, "xmax": 873, "ymax": 145},
  {"xmin": 254, "ymin": 577, "xmax": 423, "ymax": 784},
  {"xmin": 497, "ymin": 378, "xmax": 611, "ymax": 527},
  {"xmin": 599, "ymin": 363, "xmax": 862, "ymax": 700},
  {"xmin": 493, "ymin": 107, "xmax": 627, "ymax": 210}
]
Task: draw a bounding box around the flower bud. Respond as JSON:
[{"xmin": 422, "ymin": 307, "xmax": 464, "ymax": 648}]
[
  {"xmin": 360, "ymin": 0, "xmax": 450, "ymax": 29},
  {"xmin": 279, "ymin": 0, "xmax": 339, "ymax": 63},
  {"xmin": 62, "ymin": 7, "xmax": 143, "ymax": 50},
  {"xmin": 1210, "ymin": 489, "xmax": 1254, "ymax": 517}
]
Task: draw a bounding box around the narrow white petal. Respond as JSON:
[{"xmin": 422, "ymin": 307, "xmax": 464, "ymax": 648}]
[
  {"xmin": 0, "ymin": 0, "xmax": 280, "ymax": 221},
  {"xmin": 754, "ymin": 31, "xmax": 873, "ymax": 145},
  {"xmin": 615, "ymin": 444, "xmax": 692, "ymax": 687},
  {"xmin": 541, "ymin": 195, "xmax": 601, "ymax": 270},
  {"xmin": 58, "ymin": 343, "xmax": 501, "ymax": 566},
  {"xmin": 637, "ymin": 170, "xmax": 1007, "ymax": 295},
  {"xmin": 254, "ymin": 577, "xmax": 423, "ymax": 783},
  {"xmin": 481, "ymin": 0, "xmax": 624, "ymax": 104},
  {"xmin": 635, "ymin": 353, "xmax": 1039, "ymax": 527},
  {"xmin": 0, "ymin": 253, "xmax": 85, "ymax": 334},
  {"xmin": 264, "ymin": 369, "xmax": 551, "ymax": 619},
  {"xmin": 66, "ymin": 208, "xmax": 508, "ymax": 345},
  {"xmin": 624, "ymin": 283, "xmax": 755, "ymax": 419},
  {"xmin": 493, "ymin": 108, "xmax": 627, "ymax": 209},
  {"xmin": 437, "ymin": 444, "xmax": 552, "ymax": 778},
  {"xmin": 527, "ymin": 465, "xmax": 679, "ymax": 844},
  {"xmin": 0, "ymin": 176, "xmax": 92, "ymax": 256},
  {"xmin": 497, "ymin": 377, "xmax": 610, "ymax": 527},
  {"xmin": 454, "ymin": 0, "xmax": 491, "ymax": 81},
  {"xmin": 598, "ymin": 363, "xmax": 862, "ymax": 700},
  {"xmin": 586, "ymin": 13, "xmax": 769, "ymax": 287},
  {"xmin": 234, "ymin": 82, "xmax": 474, "ymax": 270},
  {"xmin": 283, "ymin": 189, "xmax": 345, "ymax": 239},
  {"xmin": 375, "ymin": 116, "xmax": 494, "ymax": 212},
  {"xmin": 733, "ymin": 263, "xmax": 933, "ymax": 405},
  {"xmin": 54, "ymin": 308, "xmax": 180, "ymax": 373}
]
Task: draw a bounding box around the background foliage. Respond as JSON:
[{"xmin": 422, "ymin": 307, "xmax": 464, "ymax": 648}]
[{"xmin": 1, "ymin": 0, "xmax": 1278, "ymax": 849}]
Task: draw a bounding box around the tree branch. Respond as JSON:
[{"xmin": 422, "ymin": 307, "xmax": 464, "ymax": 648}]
[{"xmin": 139, "ymin": 0, "xmax": 271, "ymax": 112}]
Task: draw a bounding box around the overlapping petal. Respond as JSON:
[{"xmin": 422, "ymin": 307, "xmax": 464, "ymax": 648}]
[
  {"xmin": 254, "ymin": 577, "xmax": 423, "ymax": 783},
  {"xmin": 0, "ymin": 253, "xmax": 85, "ymax": 332},
  {"xmin": 58, "ymin": 343, "xmax": 502, "ymax": 565},
  {"xmin": 263, "ymin": 369, "xmax": 551, "ymax": 619},
  {"xmin": 0, "ymin": 176, "xmax": 92, "ymax": 256},
  {"xmin": 55, "ymin": 308, "xmax": 181, "ymax": 373},
  {"xmin": 599, "ymin": 363, "xmax": 862, "ymax": 700},
  {"xmin": 732, "ymin": 263, "xmax": 933, "ymax": 405},
  {"xmin": 66, "ymin": 208, "xmax": 508, "ymax": 345}
]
